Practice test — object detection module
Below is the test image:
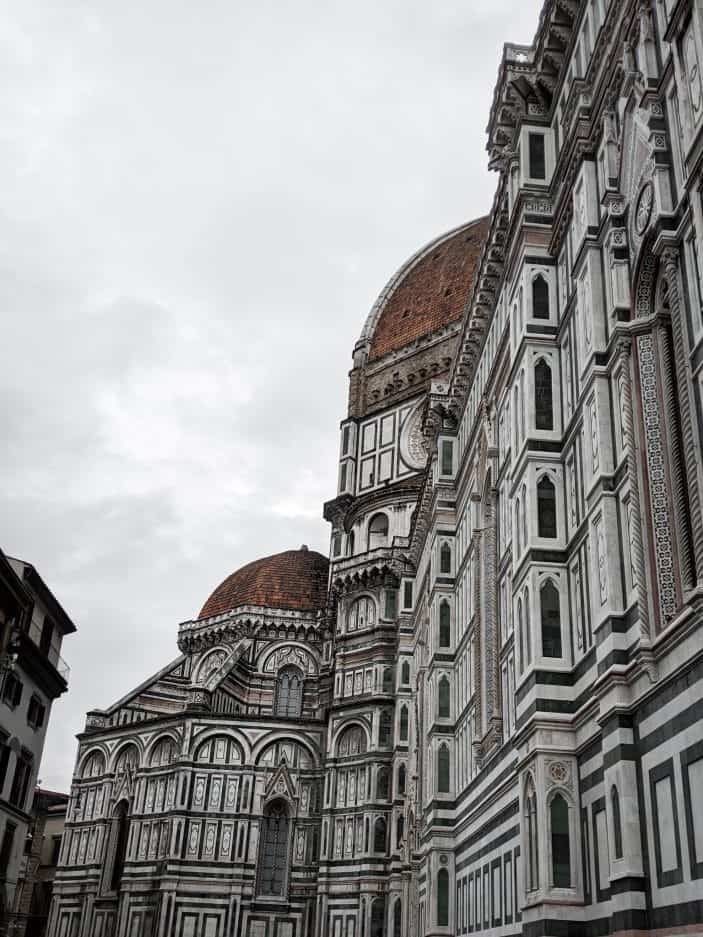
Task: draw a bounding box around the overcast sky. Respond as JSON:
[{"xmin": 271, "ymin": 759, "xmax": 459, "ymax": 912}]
[{"xmin": 0, "ymin": 0, "xmax": 543, "ymax": 791}]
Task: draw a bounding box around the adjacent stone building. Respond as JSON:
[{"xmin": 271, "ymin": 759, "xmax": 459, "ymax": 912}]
[
  {"xmin": 0, "ymin": 551, "xmax": 75, "ymax": 931},
  {"xmin": 48, "ymin": 1, "xmax": 703, "ymax": 935}
]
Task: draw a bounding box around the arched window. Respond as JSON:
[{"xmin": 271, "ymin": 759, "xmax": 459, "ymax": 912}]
[
  {"xmin": 525, "ymin": 588, "xmax": 532, "ymax": 666},
  {"xmin": 382, "ymin": 668, "xmax": 393, "ymax": 694},
  {"xmin": 379, "ymin": 710, "xmax": 393, "ymax": 748},
  {"xmin": 437, "ymin": 867, "xmax": 449, "ymax": 926},
  {"xmin": 82, "ymin": 751, "xmax": 105, "ymax": 778},
  {"xmin": 438, "ymin": 676, "xmax": 450, "ymax": 719},
  {"xmin": 149, "ymin": 737, "xmax": 176, "ymax": 767},
  {"xmin": 399, "ymin": 705, "xmax": 409, "ymax": 742},
  {"xmin": 275, "ymin": 666, "xmax": 303, "ymax": 718},
  {"xmin": 440, "ymin": 543, "xmax": 451, "ymax": 574},
  {"xmin": 396, "ymin": 815, "xmax": 404, "ymax": 848},
  {"xmin": 371, "ymin": 897, "xmax": 386, "ymax": 937},
  {"xmin": 373, "ymin": 817, "xmax": 387, "ymax": 853},
  {"xmin": 401, "ymin": 661, "xmax": 410, "ymax": 685},
  {"xmin": 535, "ymin": 359, "xmax": 554, "ymax": 430},
  {"xmin": 348, "ymin": 596, "xmax": 376, "ymax": 632},
  {"xmin": 525, "ymin": 779, "xmax": 539, "ymax": 891},
  {"xmin": 517, "ymin": 598, "xmax": 524, "ymax": 673},
  {"xmin": 437, "ymin": 744, "xmax": 450, "ymax": 794},
  {"xmin": 258, "ymin": 799, "xmax": 290, "ymax": 896},
  {"xmin": 393, "ymin": 897, "xmax": 402, "ymax": 937},
  {"xmin": 537, "ymin": 476, "xmax": 557, "ymax": 538},
  {"xmin": 336, "ymin": 724, "xmax": 367, "ymax": 758},
  {"xmin": 439, "ymin": 601, "xmax": 451, "ymax": 648},
  {"xmin": 540, "ymin": 580, "xmax": 562, "ymax": 658},
  {"xmin": 376, "ymin": 766, "xmax": 390, "ymax": 801},
  {"xmin": 368, "ymin": 513, "xmax": 389, "ymax": 550},
  {"xmin": 533, "ymin": 274, "xmax": 550, "ymax": 319},
  {"xmin": 398, "ymin": 764, "xmax": 406, "ymax": 795},
  {"xmin": 550, "ymin": 794, "xmax": 571, "ymax": 887},
  {"xmin": 611, "ymin": 785, "xmax": 623, "ymax": 860},
  {"xmin": 522, "ymin": 483, "xmax": 528, "ymax": 547},
  {"xmin": 107, "ymin": 800, "xmax": 129, "ymax": 892}
]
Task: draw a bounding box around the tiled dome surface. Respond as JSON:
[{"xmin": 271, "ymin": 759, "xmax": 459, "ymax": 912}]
[
  {"xmin": 368, "ymin": 216, "xmax": 489, "ymax": 361},
  {"xmin": 198, "ymin": 547, "xmax": 329, "ymax": 619}
]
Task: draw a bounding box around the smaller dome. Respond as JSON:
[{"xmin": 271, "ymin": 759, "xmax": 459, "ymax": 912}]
[{"xmin": 198, "ymin": 548, "xmax": 329, "ymax": 619}]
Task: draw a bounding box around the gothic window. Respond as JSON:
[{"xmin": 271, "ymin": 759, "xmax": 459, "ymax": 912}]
[
  {"xmin": 515, "ymin": 497, "xmax": 522, "ymax": 555},
  {"xmin": 150, "ymin": 738, "xmax": 176, "ymax": 767},
  {"xmin": 438, "ymin": 676, "xmax": 450, "ymax": 719},
  {"xmin": 379, "ymin": 710, "xmax": 393, "ymax": 748},
  {"xmin": 332, "ymin": 532, "xmax": 342, "ymax": 556},
  {"xmin": 347, "ymin": 530, "xmax": 355, "ymax": 556},
  {"xmin": 371, "ymin": 897, "xmax": 386, "ymax": 937},
  {"xmin": 398, "ymin": 764, "xmax": 406, "ymax": 795},
  {"xmin": 611, "ymin": 785, "xmax": 623, "ymax": 860},
  {"xmin": 399, "ymin": 705, "xmax": 409, "ymax": 742},
  {"xmin": 258, "ymin": 799, "xmax": 290, "ymax": 897},
  {"xmin": 275, "ymin": 666, "xmax": 304, "ymax": 718},
  {"xmin": 108, "ymin": 800, "xmax": 130, "ymax": 892},
  {"xmin": 336, "ymin": 725, "xmax": 367, "ymax": 758},
  {"xmin": 517, "ymin": 598, "xmax": 524, "ymax": 673},
  {"xmin": 540, "ymin": 580, "xmax": 562, "ymax": 658},
  {"xmin": 437, "ymin": 744, "xmax": 450, "ymax": 794},
  {"xmin": 396, "ymin": 815, "xmax": 404, "ymax": 848},
  {"xmin": 533, "ymin": 275, "xmax": 550, "ymax": 319},
  {"xmin": 376, "ymin": 766, "xmax": 390, "ymax": 801},
  {"xmin": 550, "ymin": 794, "xmax": 571, "ymax": 888},
  {"xmin": 382, "ymin": 668, "xmax": 394, "ymax": 694},
  {"xmin": 437, "ymin": 867, "xmax": 450, "ymax": 926},
  {"xmin": 373, "ymin": 817, "xmax": 387, "ymax": 853},
  {"xmin": 114, "ymin": 745, "xmax": 138, "ymax": 776},
  {"xmin": 524, "ymin": 588, "xmax": 532, "ymax": 666},
  {"xmin": 520, "ymin": 371, "xmax": 526, "ymax": 438},
  {"xmin": 368, "ymin": 513, "xmax": 389, "ymax": 550},
  {"xmin": 535, "ymin": 359, "xmax": 553, "ymax": 429},
  {"xmin": 537, "ymin": 476, "xmax": 557, "ymax": 538},
  {"xmin": 439, "ymin": 601, "xmax": 451, "ymax": 648},
  {"xmin": 401, "ymin": 661, "xmax": 410, "ymax": 685},
  {"xmin": 525, "ymin": 778, "xmax": 539, "ymax": 891},
  {"xmin": 522, "ymin": 483, "xmax": 528, "ymax": 547},
  {"xmin": 440, "ymin": 542, "xmax": 452, "ymax": 574},
  {"xmin": 393, "ymin": 897, "xmax": 402, "ymax": 937},
  {"xmin": 348, "ymin": 596, "xmax": 376, "ymax": 632}
]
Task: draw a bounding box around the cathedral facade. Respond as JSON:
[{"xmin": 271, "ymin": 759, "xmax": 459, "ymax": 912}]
[{"xmin": 49, "ymin": 1, "xmax": 703, "ymax": 936}]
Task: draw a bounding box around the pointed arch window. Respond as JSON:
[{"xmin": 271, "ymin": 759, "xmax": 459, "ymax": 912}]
[
  {"xmin": 368, "ymin": 513, "xmax": 389, "ymax": 550},
  {"xmin": 535, "ymin": 359, "xmax": 554, "ymax": 430},
  {"xmin": 376, "ymin": 766, "xmax": 390, "ymax": 801},
  {"xmin": 398, "ymin": 764, "xmax": 406, "ymax": 795},
  {"xmin": 440, "ymin": 543, "xmax": 452, "ymax": 574},
  {"xmin": 437, "ymin": 867, "xmax": 449, "ymax": 926},
  {"xmin": 373, "ymin": 817, "xmax": 387, "ymax": 853},
  {"xmin": 107, "ymin": 800, "xmax": 130, "ymax": 893},
  {"xmin": 550, "ymin": 793, "xmax": 571, "ymax": 887},
  {"xmin": 438, "ymin": 676, "xmax": 450, "ymax": 719},
  {"xmin": 399, "ymin": 705, "xmax": 409, "ymax": 742},
  {"xmin": 533, "ymin": 275, "xmax": 550, "ymax": 319},
  {"xmin": 537, "ymin": 476, "xmax": 557, "ymax": 538},
  {"xmin": 379, "ymin": 710, "xmax": 393, "ymax": 748},
  {"xmin": 439, "ymin": 601, "xmax": 451, "ymax": 648},
  {"xmin": 540, "ymin": 580, "xmax": 562, "ymax": 658},
  {"xmin": 275, "ymin": 666, "xmax": 303, "ymax": 718},
  {"xmin": 437, "ymin": 744, "xmax": 450, "ymax": 794},
  {"xmin": 258, "ymin": 799, "xmax": 290, "ymax": 896},
  {"xmin": 393, "ymin": 897, "xmax": 402, "ymax": 937},
  {"xmin": 525, "ymin": 779, "xmax": 539, "ymax": 891},
  {"xmin": 611, "ymin": 785, "xmax": 623, "ymax": 860}
]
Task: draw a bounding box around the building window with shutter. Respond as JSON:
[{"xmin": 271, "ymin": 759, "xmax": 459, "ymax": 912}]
[{"xmin": 2, "ymin": 672, "xmax": 23, "ymax": 710}]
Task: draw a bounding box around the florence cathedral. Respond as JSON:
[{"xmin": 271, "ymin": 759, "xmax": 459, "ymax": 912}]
[{"xmin": 48, "ymin": 1, "xmax": 703, "ymax": 936}]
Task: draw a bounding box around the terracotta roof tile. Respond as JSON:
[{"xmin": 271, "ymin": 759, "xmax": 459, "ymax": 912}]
[
  {"xmin": 198, "ymin": 547, "xmax": 329, "ymax": 619},
  {"xmin": 368, "ymin": 216, "xmax": 489, "ymax": 361}
]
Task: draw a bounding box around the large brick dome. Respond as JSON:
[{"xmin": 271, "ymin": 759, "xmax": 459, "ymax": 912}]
[
  {"xmin": 198, "ymin": 547, "xmax": 329, "ymax": 619},
  {"xmin": 366, "ymin": 216, "xmax": 489, "ymax": 361}
]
